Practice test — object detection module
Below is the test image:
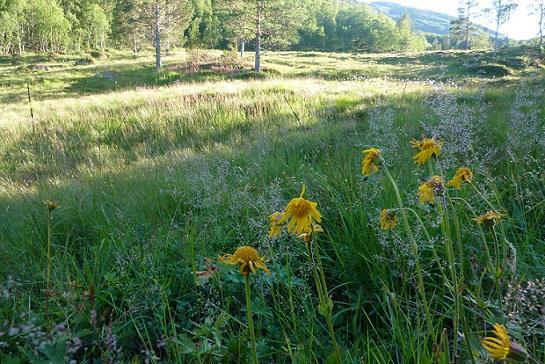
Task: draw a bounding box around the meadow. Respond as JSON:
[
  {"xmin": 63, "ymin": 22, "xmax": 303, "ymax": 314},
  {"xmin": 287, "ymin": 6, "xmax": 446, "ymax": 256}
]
[{"xmin": 0, "ymin": 48, "xmax": 544, "ymax": 363}]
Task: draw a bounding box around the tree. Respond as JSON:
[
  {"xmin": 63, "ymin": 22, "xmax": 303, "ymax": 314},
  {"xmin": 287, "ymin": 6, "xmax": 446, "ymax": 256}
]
[
  {"xmin": 296, "ymin": 0, "xmax": 339, "ymax": 50},
  {"xmin": 220, "ymin": 0, "xmax": 307, "ymax": 72},
  {"xmin": 396, "ymin": 12, "xmax": 412, "ymax": 50},
  {"xmin": 335, "ymin": 4, "xmax": 400, "ymax": 52},
  {"xmin": 487, "ymin": 0, "xmax": 518, "ymax": 54},
  {"xmin": 82, "ymin": 4, "xmax": 110, "ymax": 49},
  {"xmin": 130, "ymin": 0, "xmax": 193, "ymax": 70},
  {"xmin": 529, "ymin": 0, "xmax": 545, "ymax": 52},
  {"xmin": 458, "ymin": 0, "xmax": 480, "ymax": 50},
  {"xmin": 450, "ymin": 5, "xmax": 491, "ymax": 50},
  {"xmin": 187, "ymin": 0, "xmax": 221, "ymax": 49},
  {"xmin": 0, "ymin": 0, "xmax": 27, "ymax": 54},
  {"xmin": 25, "ymin": 0, "xmax": 71, "ymax": 52}
]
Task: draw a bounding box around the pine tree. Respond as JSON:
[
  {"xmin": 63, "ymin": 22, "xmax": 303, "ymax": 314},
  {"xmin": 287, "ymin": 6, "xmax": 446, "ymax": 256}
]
[
  {"xmin": 488, "ymin": 0, "xmax": 518, "ymax": 54},
  {"xmin": 458, "ymin": 0, "xmax": 480, "ymax": 50},
  {"xmin": 219, "ymin": 0, "xmax": 307, "ymax": 72},
  {"xmin": 130, "ymin": 0, "xmax": 193, "ymax": 70}
]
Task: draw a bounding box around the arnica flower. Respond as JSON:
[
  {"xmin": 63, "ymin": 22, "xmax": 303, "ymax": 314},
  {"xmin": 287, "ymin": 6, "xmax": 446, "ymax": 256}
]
[
  {"xmin": 379, "ymin": 209, "xmax": 398, "ymax": 230},
  {"xmin": 473, "ymin": 210, "xmax": 505, "ymax": 226},
  {"xmin": 481, "ymin": 323, "xmax": 528, "ymax": 362},
  {"xmin": 279, "ymin": 185, "xmax": 322, "ymax": 235},
  {"xmin": 268, "ymin": 212, "xmax": 284, "ymax": 238},
  {"xmin": 448, "ymin": 167, "xmax": 473, "ymax": 189},
  {"xmin": 411, "ymin": 137, "xmax": 442, "ymax": 165},
  {"xmin": 219, "ymin": 246, "xmax": 270, "ymax": 276},
  {"xmin": 361, "ymin": 148, "xmax": 382, "ymax": 176},
  {"xmin": 418, "ymin": 176, "xmax": 444, "ymax": 205},
  {"xmin": 45, "ymin": 200, "xmax": 59, "ymax": 212}
]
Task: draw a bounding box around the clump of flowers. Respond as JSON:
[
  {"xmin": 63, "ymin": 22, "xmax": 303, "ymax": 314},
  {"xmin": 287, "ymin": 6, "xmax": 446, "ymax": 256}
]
[
  {"xmin": 219, "ymin": 246, "xmax": 270, "ymax": 276},
  {"xmin": 411, "ymin": 137, "xmax": 442, "ymax": 165},
  {"xmin": 481, "ymin": 323, "xmax": 529, "ymax": 362},
  {"xmin": 418, "ymin": 176, "xmax": 444, "ymax": 204},
  {"xmin": 379, "ymin": 209, "xmax": 398, "ymax": 230},
  {"xmin": 448, "ymin": 167, "xmax": 473, "ymax": 189},
  {"xmin": 361, "ymin": 148, "xmax": 382, "ymax": 176},
  {"xmin": 473, "ymin": 210, "xmax": 505, "ymax": 226}
]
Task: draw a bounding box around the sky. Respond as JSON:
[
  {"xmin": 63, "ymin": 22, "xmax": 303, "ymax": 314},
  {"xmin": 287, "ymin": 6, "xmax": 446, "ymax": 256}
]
[{"xmin": 366, "ymin": 0, "xmax": 540, "ymax": 40}]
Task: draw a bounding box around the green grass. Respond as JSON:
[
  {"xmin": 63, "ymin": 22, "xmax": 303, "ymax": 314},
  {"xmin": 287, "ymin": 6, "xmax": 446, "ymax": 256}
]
[{"xmin": 0, "ymin": 49, "xmax": 544, "ymax": 363}]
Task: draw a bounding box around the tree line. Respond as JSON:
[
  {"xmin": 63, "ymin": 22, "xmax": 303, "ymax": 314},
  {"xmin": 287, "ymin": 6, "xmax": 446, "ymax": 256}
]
[{"xmin": 1, "ymin": 0, "xmax": 544, "ymax": 70}]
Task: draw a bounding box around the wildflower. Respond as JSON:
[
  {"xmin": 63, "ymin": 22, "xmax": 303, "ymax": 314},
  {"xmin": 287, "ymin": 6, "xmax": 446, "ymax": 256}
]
[
  {"xmin": 418, "ymin": 176, "xmax": 444, "ymax": 205},
  {"xmin": 219, "ymin": 246, "xmax": 270, "ymax": 276},
  {"xmin": 411, "ymin": 137, "xmax": 441, "ymax": 165},
  {"xmin": 448, "ymin": 167, "xmax": 473, "ymax": 189},
  {"xmin": 361, "ymin": 148, "xmax": 382, "ymax": 176},
  {"xmin": 379, "ymin": 209, "xmax": 398, "ymax": 230},
  {"xmin": 268, "ymin": 212, "xmax": 283, "ymax": 238},
  {"xmin": 481, "ymin": 323, "xmax": 528, "ymax": 362},
  {"xmin": 45, "ymin": 200, "xmax": 59, "ymax": 212},
  {"xmin": 473, "ymin": 211, "xmax": 505, "ymax": 226},
  {"xmin": 279, "ymin": 185, "xmax": 322, "ymax": 235}
]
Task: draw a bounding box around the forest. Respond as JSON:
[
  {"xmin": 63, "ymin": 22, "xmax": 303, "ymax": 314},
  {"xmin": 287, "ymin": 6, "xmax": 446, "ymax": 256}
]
[{"xmin": 2, "ymin": 0, "xmax": 543, "ymax": 60}]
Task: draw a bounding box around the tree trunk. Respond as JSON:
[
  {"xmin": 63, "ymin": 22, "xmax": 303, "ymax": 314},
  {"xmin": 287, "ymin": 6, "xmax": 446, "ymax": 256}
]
[
  {"xmin": 539, "ymin": 2, "xmax": 545, "ymax": 53},
  {"xmin": 255, "ymin": 1, "xmax": 262, "ymax": 72},
  {"xmin": 494, "ymin": 22, "xmax": 499, "ymax": 56},
  {"xmin": 133, "ymin": 34, "xmax": 138, "ymax": 54},
  {"xmin": 240, "ymin": 39, "xmax": 245, "ymax": 58},
  {"xmin": 154, "ymin": 1, "xmax": 162, "ymax": 71},
  {"xmin": 465, "ymin": 12, "xmax": 470, "ymax": 49}
]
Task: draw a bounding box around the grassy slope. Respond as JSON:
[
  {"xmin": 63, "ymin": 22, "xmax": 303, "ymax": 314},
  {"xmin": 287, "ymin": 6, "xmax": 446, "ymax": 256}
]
[{"xmin": 0, "ymin": 49, "xmax": 544, "ymax": 363}]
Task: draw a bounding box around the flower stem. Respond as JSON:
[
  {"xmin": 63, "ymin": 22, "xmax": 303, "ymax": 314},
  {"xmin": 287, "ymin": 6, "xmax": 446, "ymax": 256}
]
[
  {"xmin": 307, "ymin": 239, "xmax": 342, "ymax": 363},
  {"xmin": 382, "ymin": 165, "xmax": 434, "ymax": 335},
  {"xmin": 244, "ymin": 275, "xmax": 258, "ymax": 364},
  {"xmin": 46, "ymin": 208, "xmax": 52, "ymax": 325}
]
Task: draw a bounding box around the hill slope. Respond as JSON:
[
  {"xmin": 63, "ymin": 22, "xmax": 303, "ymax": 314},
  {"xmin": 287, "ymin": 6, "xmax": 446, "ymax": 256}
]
[
  {"xmin": 369, "ymin": 1, "xmax": 500, "ymax": 37},
  {"xmin": 370, "ymin": 1, "xmax": 454, "ymax": 35}
]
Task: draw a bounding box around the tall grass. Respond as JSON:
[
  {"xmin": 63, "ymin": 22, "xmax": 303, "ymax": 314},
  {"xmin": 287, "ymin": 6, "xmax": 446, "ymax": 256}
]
[{"xmin": 0, "ymin": 49, "xmax": 544, "ymax": 363}]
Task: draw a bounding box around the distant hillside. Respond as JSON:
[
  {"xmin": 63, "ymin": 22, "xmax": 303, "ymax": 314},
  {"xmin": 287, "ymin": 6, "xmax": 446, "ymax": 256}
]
[
  {"xmin": 369, "ymin": 1, "xmax": 499, "ymax": 37},
  {"xmin": 370, "ymin": 1, "xmax": 453, "ymax": 35}
]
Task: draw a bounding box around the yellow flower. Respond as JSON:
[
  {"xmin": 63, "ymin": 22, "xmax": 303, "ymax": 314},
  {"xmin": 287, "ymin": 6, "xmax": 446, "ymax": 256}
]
[
  {"xmin": 45, "ymin": 200, "xmax": 60, "ymax": 212},
  {"xmin": 481, "ymin": 324, "xmax": 528, "ymax": 362},
  {"xmin": 361, "ymin": 148, "xmax": 382, "ymax": 176},
  {"xmin": 379, "ymin": 209, "xmax": 398, "ymax": 230},
  {"xmin": 411, "ymin": 137, "xmax": 442, "ymax": 165},
  {"xmin": 268, "ymin": 212, "xmax": 283, "ymax": 238},
  {"xmin": 448, "ymin": 167, "xmax": 473, "ymax": 189},
  {"xmin": 418, "ymin": 176, "xmax": 444, "ymax": 205},
  {"xmin": 482, "ymin": 324, "xmax": 510, "ymax": 360},
  {"xmin": 279, "ymin": 185, "xmax": 322, "ymax": 235},
  {"xmin": 473, "ymin": 210, "xmax": 505, "ymax": 226},
  {"xmin": 219, "ymin": 246, "xmax": 270, "ymax": 276}
]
